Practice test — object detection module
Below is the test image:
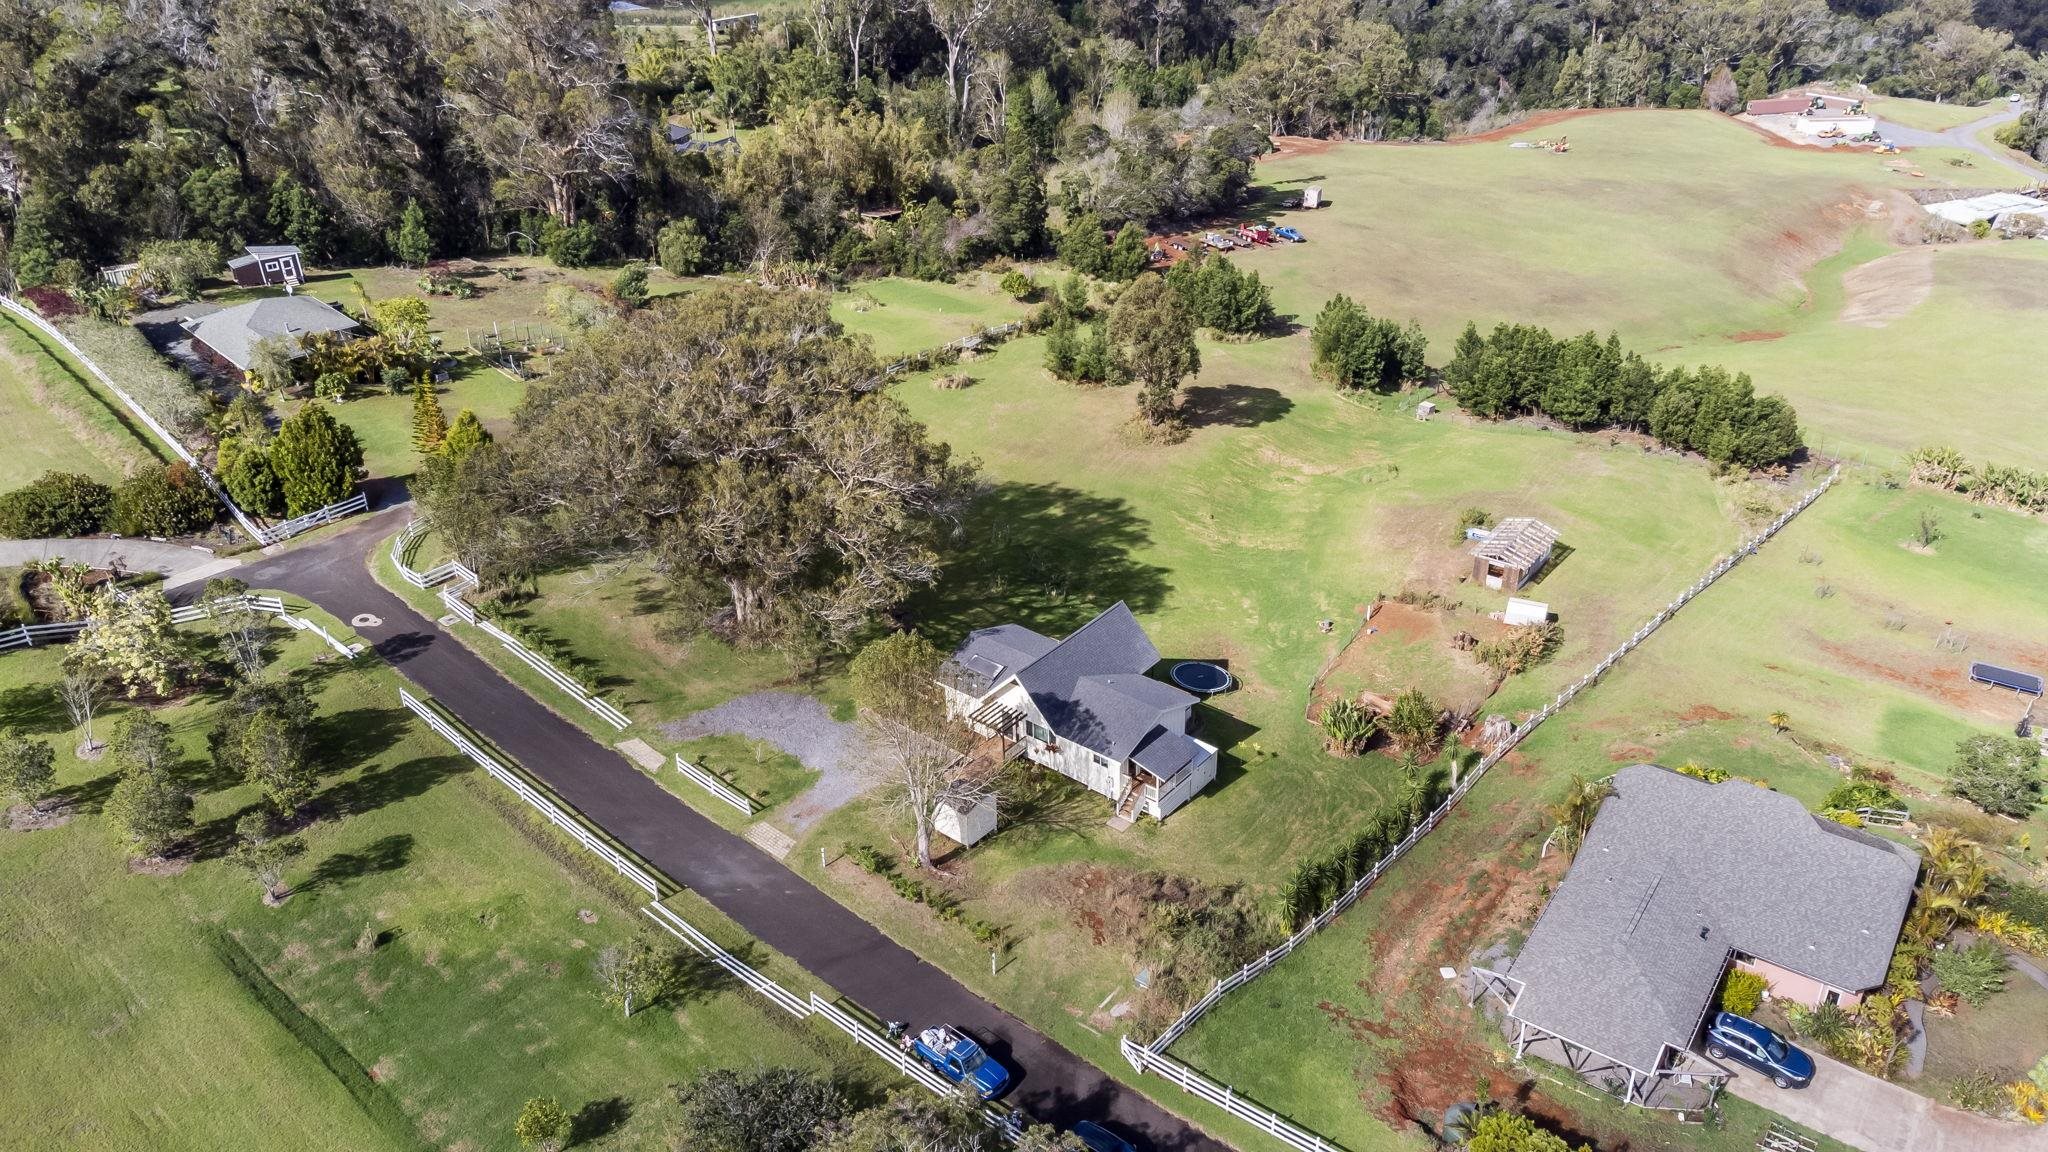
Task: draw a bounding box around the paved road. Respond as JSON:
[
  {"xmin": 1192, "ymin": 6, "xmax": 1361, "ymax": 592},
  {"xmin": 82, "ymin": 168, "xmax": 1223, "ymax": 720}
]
[
  {"xmin": 243, "ymin": 510, "xmax": 1224, "ymax": 1152},
  {"xmin": 1880, "ymin": 103, "xmax": 2047, "ymax": 184},
  {"xmin": 0, "ymin": 537, "xmax": 240, "ymax": 590},
  {"xmin": 1728, "ymin": 1053, "xmax": 2042, "ymax": 1152}
]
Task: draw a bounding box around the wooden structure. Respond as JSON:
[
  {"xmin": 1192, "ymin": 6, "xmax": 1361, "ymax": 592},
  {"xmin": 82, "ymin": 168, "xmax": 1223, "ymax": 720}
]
[
  {"xmin": 226, "ymin": 244, "xmax": 305, "ymax": 288},
  {"xmin": 1470, "ymin": 517, "xmax": 1559, "ymax": 591}
]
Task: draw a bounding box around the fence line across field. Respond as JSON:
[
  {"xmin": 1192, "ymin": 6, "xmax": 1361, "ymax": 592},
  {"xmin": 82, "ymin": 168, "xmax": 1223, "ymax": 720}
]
[
  {"xmin": 0, "ymin": 297, "xmax": 370, "ymax": 547},
  {"xmin": 2, "ymin": 592, "xmax": 357, "ymax": 659},
  {"xmin": 390, "ymin": 521, "xmax": 629, "ymax": 729},
  {"xmin": 399, "ymin": 687, "xmax": 660, "ymax": 896},
  {"xmin": 1126, "ymin": 468, "xmax": 1841, "ymax": 1142}
]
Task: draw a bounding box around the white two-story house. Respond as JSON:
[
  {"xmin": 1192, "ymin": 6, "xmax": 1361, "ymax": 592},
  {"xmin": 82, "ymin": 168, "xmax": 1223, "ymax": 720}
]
[{"xmin": 937, "ymin": 603, "xmax": 1218, "ymax": 824}]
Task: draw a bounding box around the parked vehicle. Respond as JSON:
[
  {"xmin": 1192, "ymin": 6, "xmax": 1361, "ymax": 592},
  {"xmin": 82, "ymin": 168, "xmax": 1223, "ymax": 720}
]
[
  {"xmin": 1072, "ymin": 1121, "xmax": 1137, "ymax": 1152},
  {"xmin": 1273, "ymin": 226, "xmax": 1304, "ymax": 243},
  {"xmin": 1202, "ymin": 232, "xmax": 1235, "ymax": 251},
  {"xmin": 909, "ymin": 1025, "xmax": 1012, "ymax": 1098},
  {"xmin": 1705, "ymin": 1012, "xmax": 1814, "ymax": 1089}
]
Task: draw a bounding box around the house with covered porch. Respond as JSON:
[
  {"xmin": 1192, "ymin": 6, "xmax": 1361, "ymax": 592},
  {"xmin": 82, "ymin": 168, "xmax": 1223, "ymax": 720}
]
[
  {"xmin": 938, "ymin": 603, "xmax": 1218, "ymax": 825},
  {"xmin": 1469, "ymin": 763, "xmax": 1917, "ymax": 1109}
]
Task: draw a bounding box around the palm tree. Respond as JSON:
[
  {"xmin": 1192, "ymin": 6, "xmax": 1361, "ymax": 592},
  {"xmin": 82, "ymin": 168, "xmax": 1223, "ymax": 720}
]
[
  {"xmin": 1548, "ymin": 775, "xmax": 1615, "ymax": 858},
  {"xmin": 1766, "ymin": 711, "xmax": 1789, "ymax": 733}
]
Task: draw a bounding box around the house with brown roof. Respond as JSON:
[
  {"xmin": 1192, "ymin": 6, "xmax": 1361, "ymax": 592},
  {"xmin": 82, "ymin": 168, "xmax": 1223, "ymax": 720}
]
[{"xmin": 1470, "ymin": 517, "xmax": 1558, "ymax": 592}]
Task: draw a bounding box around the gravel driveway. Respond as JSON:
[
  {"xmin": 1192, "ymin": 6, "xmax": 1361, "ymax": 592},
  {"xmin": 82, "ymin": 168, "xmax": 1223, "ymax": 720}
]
[{"xmin": 660, "ymin": 692, "xmax": 883, "ymax": 829}]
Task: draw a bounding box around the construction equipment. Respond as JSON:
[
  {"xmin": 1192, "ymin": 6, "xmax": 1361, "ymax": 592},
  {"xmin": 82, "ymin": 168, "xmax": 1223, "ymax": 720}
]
[
  {"xmin": 1551, "ymin": 135, "xmax": 1570, "ymax": 154},
  {"xmin": 1875, "ymin": 140, "xmax": 1899, "ymax": 155}
]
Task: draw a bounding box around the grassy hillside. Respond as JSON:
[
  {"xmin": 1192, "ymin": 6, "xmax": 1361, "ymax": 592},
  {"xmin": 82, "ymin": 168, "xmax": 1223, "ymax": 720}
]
[{"xmin": 0, "ymin": 311, "xmax": 159, "ymax": 489}]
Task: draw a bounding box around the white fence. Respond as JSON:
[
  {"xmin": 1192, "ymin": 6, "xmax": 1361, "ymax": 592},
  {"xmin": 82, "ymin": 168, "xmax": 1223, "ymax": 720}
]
[
  {"xmin": 1125, "ymin": 469, "xmax": 1843, "ymax": 1139},
  {"xmin": 642, "ymin": 902, "xmax": 811, "ymax": 1017},
  {"xmin": 1121, "ymin": 1039, "xmax": 1337, "ymax": 1152},
  {"xmin": 399, "ymin": 686, "xmax": 661, "ymax": 897},
  {"xmin": 0, "ymin": 295, "xmax": 368, "ymax": 547},
  {"xmin": 879, "ymin": 320, "xmax": 1026, "ymax": 379},
  {"xmin": 675, "ymin": 754, "xmax": 756, "ymax": 815},
  {"xmin": 389, "ymin": 521, "xmax": 629, "ymax": 730},
  {"xmin": 3, "ymin": 593, "xmax": 357, "ymax": 659}
]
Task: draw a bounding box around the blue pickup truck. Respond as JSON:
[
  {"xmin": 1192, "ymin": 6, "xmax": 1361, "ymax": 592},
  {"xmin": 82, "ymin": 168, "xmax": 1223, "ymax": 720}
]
[{"xmin": 910, "ymin": 1025, "xmax": 1012, "ymax": 1099}]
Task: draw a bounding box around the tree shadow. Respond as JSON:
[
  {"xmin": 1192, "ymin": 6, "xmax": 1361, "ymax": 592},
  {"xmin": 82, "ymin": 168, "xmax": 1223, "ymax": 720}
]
[
  {"xmin": 1178, "ymin": 384, "xmax": 1293, "ymax": 430},
  {"xmin": 570, "ymin": 1096, "xmax": 631, "ymax": 1145},
  {"xmin": 302, "ymin": 832, "xmax": 415, "ymax": 893},
  {"xmin": 909, "ymin": 482, "xmax": 1171, "ymax": 644},
  {"xmin": 0, "ymin": 684, "xmax": 71, "ymax": 736},
  {"xmin": 372, "ymin": 630, "xmax": 439, "ymax": 667},
  {"xmin": 1188, "ymin": 703, "xmax": 1261, "ymax": 799},
  {"xmin": 311, "ymin": 705, "xmax": 414, "ymax": 771},
  {"xmin": 991, "ymin": 763, "xmax": 1101, "ymax": 841},
  {"xmin": 62, "ymin": 766, "xmax": 123, "ymax": 815},
  {"xmin": 314, "ymin": 752, "xmax": 471, "ymax": 820}
]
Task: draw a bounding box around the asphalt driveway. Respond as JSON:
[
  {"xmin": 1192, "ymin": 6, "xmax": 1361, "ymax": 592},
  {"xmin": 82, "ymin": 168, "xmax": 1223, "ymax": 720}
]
[{"xmin": 242, "ymin": 510, "xmax": 1224, "ymax": 1152}]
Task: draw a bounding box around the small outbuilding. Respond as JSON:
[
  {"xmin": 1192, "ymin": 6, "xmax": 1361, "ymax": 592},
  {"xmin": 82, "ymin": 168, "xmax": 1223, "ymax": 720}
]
[
  {"xmin": 1470, "ymin": 517, "xmax": 1559, "ymax": 592},
  {"xmin": 1744, "ymin": 96, "xmax": 1811, "ymax": 116},
  {"xmin": 934, "ymin": 791, "xmax": 997, "ymax": 848},
  {"xmin": 226, "ymin": 244, "xmax": 306, "ymax": 288},
  {"xmin": 1415, "ymin": 400, "xmax": 1436, "ymax": 421}
]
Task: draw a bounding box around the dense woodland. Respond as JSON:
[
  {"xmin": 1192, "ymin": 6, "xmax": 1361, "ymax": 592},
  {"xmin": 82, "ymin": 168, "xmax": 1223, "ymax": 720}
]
[{"xmin": 1, "ymin": 0, "xmax": 2045, "ymax": 286}]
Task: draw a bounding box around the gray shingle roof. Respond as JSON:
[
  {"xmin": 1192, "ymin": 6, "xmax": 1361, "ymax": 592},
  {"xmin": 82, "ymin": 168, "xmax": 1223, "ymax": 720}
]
[
  {"xmin": 1472, "ymin": 517, "xmax": 1559, "ymax": 568},
  {"xmin": 946, "ymin": 603, "xmax": 1199, "ymax": 763},
  {"xmin": 1506, "ymin": 764, "xmax": 1919, "ymax": 1074},
  {"xmin": 1131, "ymin": 728, "xmax": 1204, "ymax": 781},
  {"xmin": 182, "ymin": 296, "xmax": 359, "ymax": 371}
]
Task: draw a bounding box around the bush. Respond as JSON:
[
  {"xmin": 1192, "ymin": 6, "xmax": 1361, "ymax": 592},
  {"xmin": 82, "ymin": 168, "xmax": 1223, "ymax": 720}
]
[
  {"xmin": 543, "ymin": 220, "xmax": 603, "ymax": 268},
  {"xmin": 1719, "ymin": 968, "xmax": 1767, "ymax": 1016},
  {"xmin": 55, "ymin": 316, "xmax": 210, "ymax": 440},
  {"xmin": 0, "ymin": 471, "xmax": 114, "ymax": 537},
  {"xmin": 1950, "ymin": 734, "xmax": 2042, "ymax": 818},
  {"xmin": 1931, "ymin": 940, "xmax": 2009, "ymax": 1008},
  {"xmin": 1821, "ymin": 777, "xmax": 1903, "ymax": 816},
  {"xmin": 655, "ymin": 218, "xmax": 708, "ymax": 277},
  {"xmin": 1453, "ymin": 506, "xmax": 1491, "ymax": 543},
  {"xmin": 220, "ymin": 448, "xmax": 283, "ymax": 517},
  {"xmin": 1320, "ymin": 696, "xmax": 1377, "ymax": 755},
  {"xmin": 611, "ymin": 262, "xmax": 650, "ymax": 307},
  {"xmin": 111, "ymin": 463, "xmax": 218, "ymax": 537},
  {"xmin": 269, "ymin": 402, "xmax": 364, "ymax": 516},
  {"xmin": 313, "ymin": 372, "xmax": 350, "ymax": 402},
  {"xmin": 999, "ymin": 270, "xmax": 1035, "ymax": 300},
  {"xmin": 1476, "ymin": 622, "xmax": 1563, "ymax": 676}
]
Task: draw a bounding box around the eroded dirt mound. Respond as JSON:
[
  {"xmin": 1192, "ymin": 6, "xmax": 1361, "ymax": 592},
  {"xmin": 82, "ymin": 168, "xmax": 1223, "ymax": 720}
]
[{"xmin": 1840, "ymin": 247, "xmax": 1934, "ymax": 327}]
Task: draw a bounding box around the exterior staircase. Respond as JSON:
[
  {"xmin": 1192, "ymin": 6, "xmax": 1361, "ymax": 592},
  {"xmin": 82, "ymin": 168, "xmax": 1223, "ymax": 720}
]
[{"xmin": 1106, "ymin": 778, "xmax": 1145, "ymax": 831}]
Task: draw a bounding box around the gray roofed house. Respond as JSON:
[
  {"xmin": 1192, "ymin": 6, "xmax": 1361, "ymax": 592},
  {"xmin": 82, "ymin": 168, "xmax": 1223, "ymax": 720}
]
[
  {"xmin": 939, "ymin": 603, "xmax": 1220, "ymax": 825},
  {"xmin": 1470, "ymin": 763, "xmax": 1918, "ymax": 1109},
  {"xmin": 182, "ymin": 296, "xmax": 360, "ymax": 378}
]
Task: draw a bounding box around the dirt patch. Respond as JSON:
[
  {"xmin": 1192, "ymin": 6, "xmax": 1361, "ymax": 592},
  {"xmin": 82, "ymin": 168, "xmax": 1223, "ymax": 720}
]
[
  {"xmin": 1454, "ymin": 108, "xmax": 1609, "ymax": 144},
  {"xmin": 1677, "ymin": 704, "xmax": 1738, "ymax": 724},
  {"xmin": 1840, "ymin": 247, "xmax": 1935, "ymax": 327},
  {"xmin": 1728, "ymin": 329, "xmax": 1786, "ymax": 342},
  {"xmin": 127, "ymin": 855, "xmax": 191, "ymax": 877},
  {"xmin": 1606, "ymin": 741, "xmax": 1659, "ymax": 763},
  {"xmin": 6, "ymin": 803, "xmax": 72, "ymax": 831},
  {"xmin": 1262, "ymin": 135, "xmax": 1337, "ymax": 162}
]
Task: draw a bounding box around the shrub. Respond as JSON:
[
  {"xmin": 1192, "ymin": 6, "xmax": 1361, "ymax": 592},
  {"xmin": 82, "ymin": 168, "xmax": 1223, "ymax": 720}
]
[
  {"xmin": 1821, "ymin": 777, "xmax": 1903, "ymax": 816},
  {"xmin": 111, "ymin": 463, "xmax": 217, "ymax": 537},
  {"xmin": 313, "ymin": 372, "xmax": 350, "ymax": 402},
  {"xmin": 55, "ymin": 316, "xmax": 210, "ymax": 439},
  {"xmin": 220, "ymin": 447, "xmax": 283, "ymax": 517},
  {"xmin": 999, "ymin": 271, "xmax": 1034, "ymax": 300},
  {"xmin": 1950, "ymin": 734, "xmax": 2042, "ymax": 818},
  {"xmin": 1320, "ymin": 697, "xmax": 1377, "ymax": 756},
  {"xmin": 0, "ymin": 472, "xmax": 114, "ymax": 537},
  {"xmin": 1453, "ymin": 506, "xmax": 1491, "ymax": 543},
  {"xmin": 1476, "ymin": 622, "xmax": 1563, "ymax": 676},
  {"xmin": 845, "ymin": 842, "xmax": 891, "ymax": 874},
  {"xmin": 1931, "ymin": 940, "xmax": 2009, "ymax": 1008},
  {"xmin": 611, "ymin": 262, "xmax": 650, "ymax": 307},
  {"xmin": 269, "ymin": 402, "xmax": 364, "ymax": 516},
  {"xmin": 1719, "ymin": 968, "xmax": 1767, "ymax": 1016},
  {"xmin": 514, "ymin": 1096, "xmax": 571, "ymax": 1152},
  {"xmin": 655, "ymin": 218, "xmax": 708, "ymax": 276},
  {"xmin": 1946, "ymin": 1069, "xmax": 2009, "ymax": 1115}
]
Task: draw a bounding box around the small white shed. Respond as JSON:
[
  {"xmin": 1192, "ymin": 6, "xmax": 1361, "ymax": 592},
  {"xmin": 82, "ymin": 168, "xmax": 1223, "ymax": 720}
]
[
  {"xmin": 934, "ymin": 792, "xmax": 997, "ymax": 848},
  {"xmin": 1504, "ymin": 597, "xmax": 1550, "ymax": 626},
  {"xmin": 1416, "ymin": 400, "xmax": 1437, "ymax": 421}
]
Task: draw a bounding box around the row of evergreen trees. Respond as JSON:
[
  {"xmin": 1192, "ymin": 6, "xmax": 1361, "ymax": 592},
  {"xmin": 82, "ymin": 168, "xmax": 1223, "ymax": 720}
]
[
  {"xmin": 1444, "ymin": 322, "xmax": 1804, "ymax": 470},
  {"xmin": 1310, "ymin": 295, "xmax": 1427, "ymax": 391},
  {"xmin": 1164, "ymin": 252, "xmax": 1274, "ymax": 336}
]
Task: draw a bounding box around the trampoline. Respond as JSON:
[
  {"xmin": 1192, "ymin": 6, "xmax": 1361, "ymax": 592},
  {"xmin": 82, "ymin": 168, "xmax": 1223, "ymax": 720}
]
[{"xmin": 1170, "ymin": 661, "xmax": 1233, "ymax": 694}]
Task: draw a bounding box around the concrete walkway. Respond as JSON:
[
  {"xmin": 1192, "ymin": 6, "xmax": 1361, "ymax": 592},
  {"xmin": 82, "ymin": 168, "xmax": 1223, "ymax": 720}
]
[
  {"xmin": 0, "ymin": 537, "xmax": 240, "ymax": 590},
  {"xmin": 241, "ymin": 510, "xmax": 1224, "ymax": 1152},
  {"xmin": 1728, "ymin": 1052, "xmax": 2042, "ymax": 1152},
  {"xmin": 1879, "ymin": 104, "xmax": 2048, "ymax": 184}
]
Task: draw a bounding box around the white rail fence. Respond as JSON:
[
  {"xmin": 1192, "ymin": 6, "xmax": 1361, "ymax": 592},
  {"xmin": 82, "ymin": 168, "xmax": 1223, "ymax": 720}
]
[
  {"xmin": 879, "ymin": 320, "xmax": 1026, "ymax": 379},
  {"xmin": 641, "ymin": 902, "xmax": 811, "ymax": 1017},
  {"xmin": 1124, "ymin": 468, "xmax": 1843, "ymax": 1143},
  {"xmin": 675, "ymin": 754, "xmax": 756, "ymax": 815},
  {"xmin": 3, "ymin": 593, "xmax": 358, "ymax": 659},
  {"xmin": 399, "ymin": 687, "xmax": 660, "ymax": 896},
  {"xmin": 389, "ymin": 522, "xmax": 629, "ymax": 730},
  {"xmin": 0, "ymin": 295, "xmax": 368, "ymax": 547}
]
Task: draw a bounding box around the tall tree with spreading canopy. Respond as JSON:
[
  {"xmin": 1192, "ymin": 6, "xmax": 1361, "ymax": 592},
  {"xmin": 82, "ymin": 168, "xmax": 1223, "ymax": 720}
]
[
  {"xmin": 423, "ymin": 284, "xmax": 973, "ymax": 644},
  {"xmin": 1108, "ymin": 273, "xmax": 1198, "ymax": 430},
  {"xmin": 850, "ymin": 630, "xmax": 968, "ymax": 869}
]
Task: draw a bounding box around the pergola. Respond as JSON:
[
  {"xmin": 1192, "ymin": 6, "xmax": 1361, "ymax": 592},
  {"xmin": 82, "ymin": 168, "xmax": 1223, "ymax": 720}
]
[{"xmin": 1468, "ymin": 965, "xmax": 1728, "ymax": 1113}]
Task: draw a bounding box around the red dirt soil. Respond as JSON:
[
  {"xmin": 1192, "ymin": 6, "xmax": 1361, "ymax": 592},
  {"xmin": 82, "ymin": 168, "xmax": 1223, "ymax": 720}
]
[
  {"xmin": 1728, "ymin": 329, "xmax": 1786, "ymax": 342},
  {"xmin": 1263, "ymin": 135, "xmax": 1338, "ymax": 162},
  {"xmin": 1454, "ymin": 108, "xmax": 1609, "ymax": 144}
]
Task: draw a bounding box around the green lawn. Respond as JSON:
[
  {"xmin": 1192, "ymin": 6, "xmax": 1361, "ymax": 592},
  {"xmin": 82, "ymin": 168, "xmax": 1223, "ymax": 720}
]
[
  {"xmin": 1920, "ymin": 971, "xmax": 2048, "ymax": 1090},
  {"xmin": 288, "ymin": 356, "xmax": 527, "ymax": 483},
  {"xmin": 1865, "ymin": 95, "xmax": 2000, "ymax": 133},
  {"xmin": 832, "ymin": 273, "xmax": 1036, "ymax": 359},
  {"xmin": 0, "ymin": 627, "xmax": 876, "ymax": 1152},
  {"xmin": 0, "ymin": 310, "xmax": 160, "ymax": 488}
]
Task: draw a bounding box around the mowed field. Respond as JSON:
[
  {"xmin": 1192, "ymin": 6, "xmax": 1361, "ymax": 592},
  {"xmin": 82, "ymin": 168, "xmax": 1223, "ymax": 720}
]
[
  {"xmin": 1227, "ymin": 108, "xmax": 2048, "ymax": 463},
  {"xmin": 0, "ymin": 631, "xmax": 870, "ymax": 1152},
  {"xmin": 0, "ymin": 311, "xmax": 159, "ymax": 488}
]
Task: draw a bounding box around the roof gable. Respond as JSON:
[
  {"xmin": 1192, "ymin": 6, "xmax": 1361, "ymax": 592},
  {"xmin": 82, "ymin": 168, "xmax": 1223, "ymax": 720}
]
[{"xmin": 183, "ymin": 297, "xmax": 359, "ymax": 370}]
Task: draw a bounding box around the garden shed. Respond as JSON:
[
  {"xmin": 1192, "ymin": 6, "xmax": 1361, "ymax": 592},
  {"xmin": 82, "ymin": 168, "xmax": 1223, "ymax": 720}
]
[{"xmin": 1470, "ymin": 517, "xmax": 1559, "ymax": 592}]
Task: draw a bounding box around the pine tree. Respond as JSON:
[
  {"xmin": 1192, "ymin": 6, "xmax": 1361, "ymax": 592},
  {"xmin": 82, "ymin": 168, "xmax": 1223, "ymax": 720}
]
[
  {"xmin": 270, "ymin": 402, "xmax": 365, "ymax": 516},
  {"xmin": 411, "ymin": 380, "xmax": 448, "ymax": 454},
  {"xmin": 440, "ymin": 409, "xmax": 493, "ymax": 463},
  {"xmin": 392, "ymin": 198, "xmax": 433, "ymax": 267}
]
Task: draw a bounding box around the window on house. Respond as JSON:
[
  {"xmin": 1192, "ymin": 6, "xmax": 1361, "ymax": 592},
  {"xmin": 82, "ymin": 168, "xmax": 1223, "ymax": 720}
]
[
  {"xmin": 1026, "ymin": 721, "xmax": 1052, "ymax": 744},
  {"xmin": 1823, "ymin": 989, "xmax": 1840, "ymax": 1006},
  {"xmin": 1091, "ymin": 752, "xmax": 1111, "ymax": 769}
]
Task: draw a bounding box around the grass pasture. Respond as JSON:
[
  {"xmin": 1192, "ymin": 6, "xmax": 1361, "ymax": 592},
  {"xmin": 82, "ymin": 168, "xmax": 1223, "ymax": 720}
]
[
  {"xmin": 831, "ymin": 274, "xmax": 1034, "ymax": 359},
  {"xmin": 0, "ymin": 628, "xmax": 871, "ymax": 1152},
  {"xmin": 1864, "ymin": 95, "xmax": 2002, "ymax": 133},
  {"xmin": 0, "ymin": 310, "xmax": 160, "ymax": 488}
]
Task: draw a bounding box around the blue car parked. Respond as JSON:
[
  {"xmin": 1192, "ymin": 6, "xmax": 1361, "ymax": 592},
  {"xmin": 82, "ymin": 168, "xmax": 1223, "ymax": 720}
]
[
  {"xmin": 1705, "ymin": 1012, "xmax": 1814, "ymax": 1089},
  {"xmin": 1072, "ymin": 1121, "xmax": 1137, "ymax": 1152},
  {"xmin": 909, "ymin": 1025, "xmax": 1012, "ymax": 1099},
  {"xmin": 1273, "ymin": 225, "xmax": 1304, "ymax": 242}
]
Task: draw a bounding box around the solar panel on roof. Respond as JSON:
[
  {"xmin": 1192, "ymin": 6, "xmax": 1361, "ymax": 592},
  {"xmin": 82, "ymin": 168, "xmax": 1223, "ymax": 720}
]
[
  {"xmin": 1972, "ymin": 662, "xmax": 2044, "ymax": 696},
  {"xmin": 960, "ymin": 653, "xmax": 1004, "ymax": 681}
]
